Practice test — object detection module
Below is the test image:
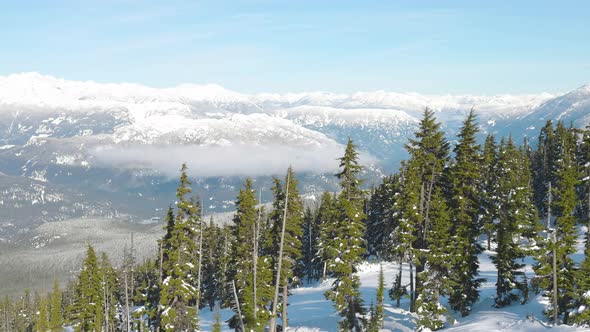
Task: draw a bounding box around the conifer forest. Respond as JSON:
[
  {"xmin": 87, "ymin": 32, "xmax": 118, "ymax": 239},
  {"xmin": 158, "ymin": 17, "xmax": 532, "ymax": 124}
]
[{"xmin": 4, "ymin": 109, "xmax": 590, "ymax": 332}]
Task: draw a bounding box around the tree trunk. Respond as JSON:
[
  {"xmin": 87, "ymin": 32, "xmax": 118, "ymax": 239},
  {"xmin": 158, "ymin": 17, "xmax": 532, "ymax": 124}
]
[
  {"xmin": 196, "ymin": 220, "xmax": 203, "ymax": 314},
  {"xmin": 553, "ymin": 230, "xmax": 558, "ymax": 324},
  {"xmin": 396, "ymin": 259, "xmax": 402, "ymax": 308},
  {"xmin": 232, "ymin": 280, "xmax": 245, "ymax": 332},
  {"xmin": 282, "ymin": 281, "xmax": 288, "ymax": 331},
  {"xmin": 125, "ymin": 273, "xmax": 130, "ymax": 332},
  {"xmin": 409, "ymin": 259, "xmax": 415, "ymax": 312},
  {"xmin": 270, "ymin": 172, "xmax": 290, "ymax": 332},
  {"xmin": 253, "ymin": 193, "xmax": 260, "ymax": 320}
]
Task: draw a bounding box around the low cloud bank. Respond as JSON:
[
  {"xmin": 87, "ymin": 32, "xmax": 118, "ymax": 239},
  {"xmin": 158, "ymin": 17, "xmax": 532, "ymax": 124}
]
[{"xmin": 91, "ymin": 143, "xmax": 377, "ymax": 178}]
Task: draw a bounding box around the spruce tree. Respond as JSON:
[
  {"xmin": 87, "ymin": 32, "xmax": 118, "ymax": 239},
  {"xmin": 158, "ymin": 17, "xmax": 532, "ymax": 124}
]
[
  {"xmin": 100, "ymin": 252, "xmax": 118, "ymax": 331},
  {"xmin": 70, "ymin": 245, "xmax": 104, "ymax": 332},
  {"xmin": 268, "ymin": 167, "xmax": 303, "ymax": 330},
  {"xmin": 366, "ymin": 174, "xmax": 401, "ymax": 258},
  {"xmin": 480, "ymin": 134, "xmax": 498, "ymax": 250},
  {"xmin": 49, "ymin": 279, "xmax": 63, "ymax": 331},
  {"xmin": 375, "ymin": 264, "xmax": 385, "ymax": 329},
  {"xmin": 301, "ymin": 206, "xmax": 321, "ymax": 283},
  {"xmin": 324, "ymin": 138, "xmax": 367, "ymax": 332},
  {"xmin": 534, "ymin": 121, "xmax": 579, "ymax": 323},
  {"xmin": 572, "ymin": 241, "xmax": 590, "ymax": 324},
  {"xmin": 228, "ymin": 178, "xmax": 272, "ymax": 331},
  {"xmin": 158, "ymin": 163, "xmax": 201, "ymax": 331},
  {"xmin": 392, "ymin": 108, "xmax": 449, "ymax": 312},
  {"xmin": 492, "ymin": 137, "xmax": 538, "ymax": 307},
  {"xmin": 36, "ymin": 294, "xmax": 49, "ymax": 332},
  {"xmin": 316, "ymin": 191, "xmax": 338, "ymax": 280},
  {"xmin": 202, "ymin": 217, "xmax": 222, "ymax": 311},
  {"xmin": 415, "ymin": 189, "xmax": 454, "ymax": 331},
  {"xmin": 448, "ymin": 110, "xmax": 485, "ymax": 316}
]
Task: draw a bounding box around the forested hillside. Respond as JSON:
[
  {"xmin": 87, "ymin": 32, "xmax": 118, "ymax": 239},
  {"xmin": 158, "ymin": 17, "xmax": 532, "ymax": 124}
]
[{"xmin": 3, "ymin": 110, "xmax": 590, "ymax": 331}]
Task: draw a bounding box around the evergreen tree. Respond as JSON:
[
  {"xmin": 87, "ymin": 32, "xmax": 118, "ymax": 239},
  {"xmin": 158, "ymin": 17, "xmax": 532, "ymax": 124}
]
[
  {"xmin": 268, "ymin": 167, "xmax": 303, "ymax": 330},
  {"xmin": 49, "ymin": 279, "xmax": 63, "ymax": 332},
  {"xmin": 375, "ymin": 264, "xmax": 385, "ymax": 329},
  {"xmin": 324, "ymin": 138, "xmax": 367, "ymax": 331},
  {"xmin": 572, "ymin": 240, "xmax": 590, "ymax": 324},
  {"xmin": 228, "ymin": 178, "xmax": 272, "ymax": 331},
  {"xmin": 36, "ymin": 294, "xmax": 49, "ymax": 332},
  {"xmin": 366, "ymin": 174, "xmax": 401, "ymax": 258},
  {"xmin": 133, "ymin": 258, "xmax": 160, "ymax": 329},
  {"xmin": 415, "ymin": 189, "xmax": 454, "ymax": 331},
  {"xmin": 390, "ymin": 108, "xmax": 450, "ymax": 312},
  {"xmin": 70, "ymin": 245, "xmax": 104, "ymax": 332},
  {"xmin": 158, "ymin": 163, "xmax": 201, "ymax": 331},
  {"xmin": 202, "ymin": 217, "xmax": 222, "ymax": 311},
  {"xmin": 316, "ymin": 191, "xmax": 338, "ymax": 280},
  {"xmin": 100, "ymin": 252, "xmax": 118, "ymax": 331},
  {"xmin": 448, "ymin": 110, "xmax": 485, "ymax": 316},
  {"xmin": 301, "ymin": 206, "xmax": 321, "ymax": 283},
  {"xmin": 480, "ymin": 134, "xmax": 498, "ymax": 250},
  {"xmin": 534, "ymin": 121, "xmax": 579, "ymax": 323},
  {"xmin": 492, "ymin": 137, "xmax": 538, "ymax": 307}
]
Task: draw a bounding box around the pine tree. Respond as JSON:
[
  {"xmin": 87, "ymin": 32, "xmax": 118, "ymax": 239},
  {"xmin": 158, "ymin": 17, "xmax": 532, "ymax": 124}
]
[
  {"xmin": 366, "ymin": 174, "xmax": 401, "ymax": 258},
  {"xmin": 316, "ymin": 191, "xmax": 338, "ymax": 280},
  {"xmin": 228, "ymin": 178, "xmax": 272, "ymax": 331},
  {"xmin": 375, "ymin": 264, "xmax": 385, "ymax": 329},
  {"xmin": 573, "ymin": 125, "xmax": 590, "ymax": 325},
  {"xmin": 202, "ymin": 217, "xmax": 222, "ymax": 311},
  {"xmin": 100, "ymin": 252, "xmax": 118, "ymax": 331},
  {"xmin": 534, "ymin": 121, "xmax": 579, "ymax": 323},
  {"xmin": 49, "ymin": 279, "xmax": 63, "ymax": 331},
  {"xmin": 158, "ymin": 163, "xmax": 201, "ymax": 331},
  {"xmin": 448, "ymin": 110, "xmax": 485, "ymax": 317},
  {"xmin": 134, "ymin": 258, "xmax": 160, "ymax": 329},
  {"xmin": 391, "ymin": 108, "xmax": 450, "ymax": 312},
  {"xmin": 324, "ymin": 138, "xmax": 367, "ymax": 331},
  {"xmin": 70, "ymin": 245, "xmax": 104, "ymax": 332},
  {"xmin": 36, "ymin": 295, "xmax": 49, "ymax": 332},
  {"xmin": 572, "ymin": 240, "xmax": 590, "ymax": 324},
  {"xmin": 415, "ymin": 189, "xmax": 454, "ymax": 331},
  {"xmin": 480, "ymin": 134, "xmax": 498, "ymax": 250},
  {"xmin": 268, "ymin": 167, "xmax": 303, "ymax": 330},
  {"xmin": 492, "ymin": 137, "xmax": 538, "ymax": 307},
  {"xmin": 301, "ymin": 206, "xmax": 320, "ymax": 283}
]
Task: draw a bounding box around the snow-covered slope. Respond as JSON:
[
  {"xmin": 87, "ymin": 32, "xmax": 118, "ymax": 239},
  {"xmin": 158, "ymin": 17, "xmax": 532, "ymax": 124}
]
[{"xmin": 0, "ymin": 72, "xmax": 588, "ymax": 228}]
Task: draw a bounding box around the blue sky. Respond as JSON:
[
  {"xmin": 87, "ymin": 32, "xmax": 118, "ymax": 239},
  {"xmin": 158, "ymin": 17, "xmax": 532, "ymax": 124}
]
[{"xmin": 0, "ymin": 0, "xmax": 588, "ymax": 94}]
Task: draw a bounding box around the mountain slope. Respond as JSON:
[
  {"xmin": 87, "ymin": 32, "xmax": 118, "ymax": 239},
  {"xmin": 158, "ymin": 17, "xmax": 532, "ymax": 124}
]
[{"xmin": 0, "ymin": 72, "xmax": 588, "ymax": 231}]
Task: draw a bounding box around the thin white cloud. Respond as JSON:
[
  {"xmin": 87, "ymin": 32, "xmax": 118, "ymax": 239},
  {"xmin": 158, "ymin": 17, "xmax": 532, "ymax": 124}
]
[{"xmin": 91, "ymin": 143, "xmax": 377, "ymax": 178}]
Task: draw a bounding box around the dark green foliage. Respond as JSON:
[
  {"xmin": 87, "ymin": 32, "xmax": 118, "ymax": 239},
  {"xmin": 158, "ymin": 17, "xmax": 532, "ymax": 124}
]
[
  {"xmin": 375, "ymin": 264, "xmax": 385, "ymax": 329},
  {"xmin": 448, "ymin": 110, "xmax": 485, "ymax": 317},
  {"xmin": 49, "ymin": 279, "xmax": 63, "ymax": 331},
  {"xmin": 70, "ymin": 245, "xmax": 104, "ymax": 331},
  {"xmin": 365, "ymin": 174, "xmax": 401, "ymax": 258},
  {"xmin": 133, "ymin": 258, "xmax": 160, "ymax": 328},
  {"xmin": 201, "ymin": 217, "xmax": 224, "ymax": 311},
  {"xmin": 228, "ymin": 178, "xmax": 272, "ymax": 331},
  {"xmin": 158, "ymin": 163, "xmax": 201, "ymax": 331},
  {"xmin": 492, "ymin": 137, "xmax": 538, "ymax": 307},
  {"xmin": 302, "ymin": 206, "xmax": 322, "ymax": 282},
  {"xmin": 316, "ymin": 191, "xmax": 338, "ymax": 279},
  {"xmin": 533, "ymin": 121, "xmax": 579, "ymax": 323},
  {"xmin": 324, "ymin": 138, "xmax": 367, "ymax": 332},
  {"xmin": 480, "ymin": 134, "xmax": 498, "ymax": 250},
  {"xmin": 415, "ymin": 189, "xmax": 454, "ymax": 331}
]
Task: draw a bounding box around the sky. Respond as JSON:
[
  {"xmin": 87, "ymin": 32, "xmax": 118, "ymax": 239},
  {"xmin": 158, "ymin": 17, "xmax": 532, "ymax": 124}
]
[{"xmin": 0, "ymin": 0, "xmax": 589, "ymax": 94}]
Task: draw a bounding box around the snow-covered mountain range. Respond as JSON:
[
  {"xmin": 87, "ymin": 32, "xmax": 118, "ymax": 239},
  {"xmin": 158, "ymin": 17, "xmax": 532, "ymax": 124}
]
[{"xmin": 0, "ymin": 72, "xmax": 589, "ymax": 235}]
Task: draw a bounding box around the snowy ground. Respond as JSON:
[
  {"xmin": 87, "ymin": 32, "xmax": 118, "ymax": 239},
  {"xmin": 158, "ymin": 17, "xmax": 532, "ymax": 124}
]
[{"xmin": 198, "ymin": 238, "xmax": 590, "ymax": 332}]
